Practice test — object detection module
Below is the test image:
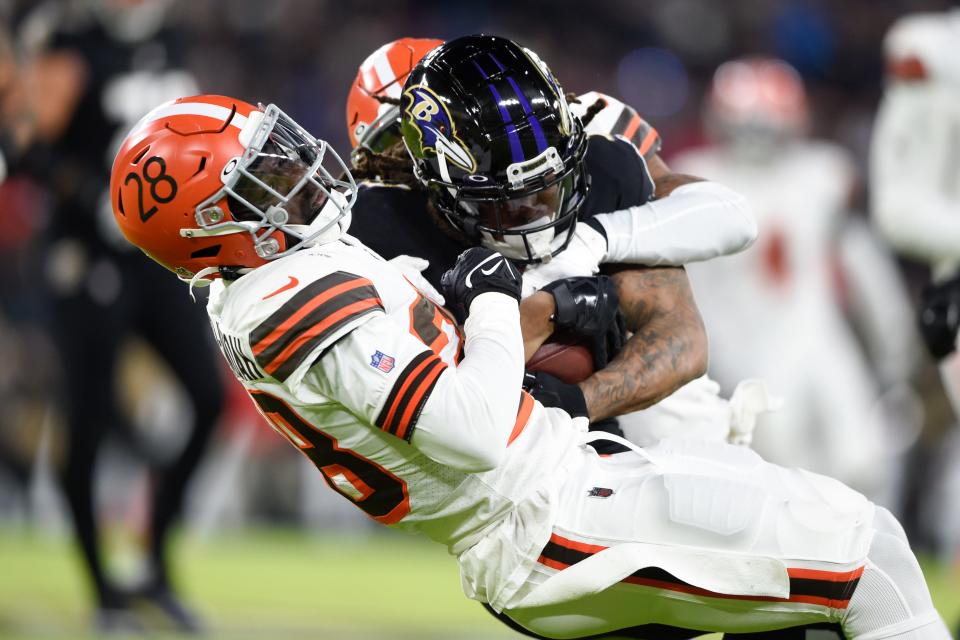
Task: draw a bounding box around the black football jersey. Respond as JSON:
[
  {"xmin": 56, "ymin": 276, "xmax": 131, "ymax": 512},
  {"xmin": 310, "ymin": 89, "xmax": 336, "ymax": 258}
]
[
  {"xmin": 349, "ymin": 135, "xmax": 654, "ymax": 291},
  {"xmin": 34, "ymin": 22, "xmax": 194, "ymax": 250}
]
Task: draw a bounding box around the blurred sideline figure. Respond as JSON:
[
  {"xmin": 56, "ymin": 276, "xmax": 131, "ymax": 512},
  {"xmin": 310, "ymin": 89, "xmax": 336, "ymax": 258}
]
[
  {"xmin": 871, "ymin": 10, "xmax": 960, "ymax": 564},
  {"xmin": 19, "ymin": 0, "xmax": 224, "ymax": 632},
  {"xmin": 674, "ymin": 57, "xmax": 918, "ymax": 499}
]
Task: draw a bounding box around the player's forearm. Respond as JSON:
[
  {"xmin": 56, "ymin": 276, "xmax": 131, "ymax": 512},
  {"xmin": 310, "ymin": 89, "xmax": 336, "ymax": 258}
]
[
  {"xmin": 577, "ymin": 266, "xmax": 707, "ymax": 422},
  {"xmin": 594, "ymin": 181, "xmax": 757, "ymax": 266},
  {"xmin": 519, "ymin": 291, "xmax": 556, "ymax": 361},
  {"xmin": 416, "ymin": 293, "xmax": 524, "ymax": 471},
  {"xmin": 646, "ymin": 154, "xmax": 706, "ymax": 198}
]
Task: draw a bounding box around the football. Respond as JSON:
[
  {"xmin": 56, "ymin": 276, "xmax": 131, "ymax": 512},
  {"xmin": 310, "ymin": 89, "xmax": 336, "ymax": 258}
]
[{"xmin": 526, "ymin": 340, "xmax": 595, "ymax": 384}]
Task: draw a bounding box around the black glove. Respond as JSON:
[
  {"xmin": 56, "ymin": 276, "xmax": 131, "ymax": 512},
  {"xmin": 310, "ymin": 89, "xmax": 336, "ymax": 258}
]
[
  {"xmin": 441, "ymin": 247, "xmax": 522, "ymax": 323},
  {"xmin": 919, "ymin": 274, "xmax": 960, "ymax": 360},
  {"xmin": 523, "ymin": 371, "xmax": 589, "ymax": 419},
  {"xmin": 541, "ymin": 276, "xmax": 627, "ymax": 370}
]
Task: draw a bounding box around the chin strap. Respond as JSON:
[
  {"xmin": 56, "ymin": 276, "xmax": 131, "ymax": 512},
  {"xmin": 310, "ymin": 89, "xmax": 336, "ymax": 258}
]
[{"xmin": 183, "ymin": 266, "xmax": 222, "ymax": 302}]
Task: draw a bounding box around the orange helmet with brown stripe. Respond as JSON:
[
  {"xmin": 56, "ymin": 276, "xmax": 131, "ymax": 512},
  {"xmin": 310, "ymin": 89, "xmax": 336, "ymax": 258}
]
[
  {"xmin": 110, "ymin": 94, "xmax": 356, "ymax": 283},
  {"xmin": 346, "ymin": 37, "xmax": 444, "ymax": 150}
]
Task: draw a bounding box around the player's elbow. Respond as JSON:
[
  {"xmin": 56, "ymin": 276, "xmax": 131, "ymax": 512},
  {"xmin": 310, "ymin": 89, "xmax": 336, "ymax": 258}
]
[
  {"xmin": 448, "ymin": 404, "xmax": 513, "ymax": 472},
  {"xmin": 411, "ymin": 388, "xmax": 513, "ymax": 473},
  {"xmin": 706, "ymin": 182, "xmax": 758, "ymax": 254},
  {"xmin": 454, "ymin": 444, "xmax": 504, "ymax": 473},
  {"xmin": 729, "ymin": 190, "xmax": 758, "ymax": 251},
  {"xmin": 425, "ymin": 427, "xmax": 505, "ymax": 473}
]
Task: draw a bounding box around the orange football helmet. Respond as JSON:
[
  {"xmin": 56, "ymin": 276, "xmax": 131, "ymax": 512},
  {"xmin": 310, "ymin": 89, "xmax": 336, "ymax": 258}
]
[
  {"xmin": 705, "ymin": 57, "xmax": 809, "ymax": 146},
  {"xmin": 111, "ymin": 94, "xmax": 356, "ymax": 282},
  {"xmin": 345, "ymin": 37, "xmax": 443, "ymax": 150}
]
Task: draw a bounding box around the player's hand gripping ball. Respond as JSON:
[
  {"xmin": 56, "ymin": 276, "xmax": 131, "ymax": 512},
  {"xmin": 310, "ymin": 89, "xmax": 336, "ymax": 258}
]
[{"xmin": 540, "ymin": 275, "xmax": 626, "ymax": 371}]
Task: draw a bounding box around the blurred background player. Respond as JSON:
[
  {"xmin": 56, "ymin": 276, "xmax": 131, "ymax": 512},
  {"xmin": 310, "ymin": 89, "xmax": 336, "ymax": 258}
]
[
  {"xmin": 673, "ymin": 56, "xmax": 920, "ymax": 500},
  {"xmin": 13, "ymin": 0, "xmax": 225, "ymax": 631},
  {"xmin": 871, "ymin": 7, "xmax": 960, "ymax": 584}
]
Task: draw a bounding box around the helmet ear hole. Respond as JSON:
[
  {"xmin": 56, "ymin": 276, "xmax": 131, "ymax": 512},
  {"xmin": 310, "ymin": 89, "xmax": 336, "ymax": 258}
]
[{"xmin": 190, "ymin": 245, "xmax": 221, "ymax": 259}]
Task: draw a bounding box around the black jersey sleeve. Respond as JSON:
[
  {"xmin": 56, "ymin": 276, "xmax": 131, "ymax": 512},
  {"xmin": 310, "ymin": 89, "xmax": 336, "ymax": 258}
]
[
  {"xmin": 578, "ymin": 135, "xmax": 656, "ymax": 227},
  {"xmin": 349, "ymin": 183, "xmax": 465, "ymax": 291}
]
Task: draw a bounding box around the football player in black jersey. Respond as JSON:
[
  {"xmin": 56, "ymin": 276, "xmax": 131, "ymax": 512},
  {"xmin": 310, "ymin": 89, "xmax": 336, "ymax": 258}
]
[
  {"xmin": 347, "ymin": 35, "xmax": 758, "ymax": 432},
  {"xmin": 345, "ymin": 35, "xmax": 843, "ymax": 640},
  {"xmin": 18, "ymin": 3, "xmax": 223, "ymax": 632}
]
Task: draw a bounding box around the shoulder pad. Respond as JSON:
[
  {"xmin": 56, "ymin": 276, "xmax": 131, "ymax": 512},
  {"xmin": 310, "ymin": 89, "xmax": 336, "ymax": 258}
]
[
  {"xmin": 575, "ymin": 92, "xmax": 661, "ymax": 160},
  {"xmin": 223, "ymin": 254, "xmax": 385, "ymax": 384}
]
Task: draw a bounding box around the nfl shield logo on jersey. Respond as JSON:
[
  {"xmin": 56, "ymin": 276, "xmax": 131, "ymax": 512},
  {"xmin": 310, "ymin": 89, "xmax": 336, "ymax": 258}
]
[{"xmin": 370, "ymin": 350, "xmax": 396, "ymax": 373}]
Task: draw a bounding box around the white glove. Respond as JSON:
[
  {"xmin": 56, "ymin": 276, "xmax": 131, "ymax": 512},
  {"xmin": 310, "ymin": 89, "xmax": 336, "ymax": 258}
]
[
  {"xmin": 727, "ymin": 379, "xmax": 783, "ymax": 447},
  {"xmin": 521, "ymin": 223, "xmax": 607, "ymax": 297},
  {"xmin": 388, "ymin": 255, "xmax": 445, "ymax": 307}
]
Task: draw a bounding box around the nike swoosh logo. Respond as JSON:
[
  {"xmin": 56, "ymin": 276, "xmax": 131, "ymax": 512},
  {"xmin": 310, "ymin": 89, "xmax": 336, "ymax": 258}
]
[
  {"xmin": 465, "ymin": 253, "xmax": 506, "ymax": 289},
  {"xmin": 262, "ymin": 275, "xmax": 299, "ymax": 300}
]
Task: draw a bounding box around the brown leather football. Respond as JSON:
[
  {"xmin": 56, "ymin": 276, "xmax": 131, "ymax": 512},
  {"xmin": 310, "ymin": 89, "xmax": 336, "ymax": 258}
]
[{"xmin": 526, "ymin": 340, "xmax": 594, "ymax": 384}]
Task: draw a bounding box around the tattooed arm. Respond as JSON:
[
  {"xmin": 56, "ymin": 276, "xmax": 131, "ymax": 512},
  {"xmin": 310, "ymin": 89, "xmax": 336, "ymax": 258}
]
[
  {"xmin": 577, "ymin": 265, "xmax": 707, "ymax": 422},
  {"xmin": 647, "ymin": 154, "xmax": 704, "ymax": 198}
]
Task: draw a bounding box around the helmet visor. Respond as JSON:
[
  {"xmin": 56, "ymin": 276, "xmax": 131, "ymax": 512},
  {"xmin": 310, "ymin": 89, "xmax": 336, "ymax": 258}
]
[
  {"xmin": 459, "ymin": 167, "xmax": 586, "ymax": 262},
  {"xmin": 193, "ymin": 106, "xmax": 356, "ymax": 260},
  {"xmin": 229, "ymin": 111, "xmax": 348, "ymax": 224},
  {"xmin": 473, "ymin": 178, "xmax": 567, "ymax": 230}
]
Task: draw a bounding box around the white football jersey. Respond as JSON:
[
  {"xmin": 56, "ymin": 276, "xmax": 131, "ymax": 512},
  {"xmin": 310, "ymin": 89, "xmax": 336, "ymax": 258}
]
[
  {"xmin": 674, "ymin": 142, "xmax": 892, "ymax": 492},
  {"xmin": 206, "ymin": 240, "xmax": 584, "ymax": 558},
  {"xmin": 872, "ymin": 9, "xmax": 960, "ymax": 274}
]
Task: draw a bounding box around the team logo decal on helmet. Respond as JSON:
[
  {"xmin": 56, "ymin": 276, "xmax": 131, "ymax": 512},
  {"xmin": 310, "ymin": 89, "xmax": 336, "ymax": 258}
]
[{"xmin": 402, "ymin": 84, "xmax": 476, "ymax": 173}]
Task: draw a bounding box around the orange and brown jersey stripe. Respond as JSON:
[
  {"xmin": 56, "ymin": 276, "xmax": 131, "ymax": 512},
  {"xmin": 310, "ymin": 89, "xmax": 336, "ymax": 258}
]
[
  {"xmin": 634, "ymin": 124, "xmax": 662, "ymax": 160},
  {"xmin": 251, "ymin": 271, "xmax": 383, "ymax": 382},
  {"xmin": 375, "ymin": 350, "xmax": 447, "ymax": 441},
  {"xmin": 507, "ymin": 391, "xmax": 535, "ymax": 446},
  {"xmin": 538, "ymin": 533, "xmax": 864, "ymax": 610},
  {"xmin": 609, "ymin": 107, "xmax": 661, "ymax": 161}
]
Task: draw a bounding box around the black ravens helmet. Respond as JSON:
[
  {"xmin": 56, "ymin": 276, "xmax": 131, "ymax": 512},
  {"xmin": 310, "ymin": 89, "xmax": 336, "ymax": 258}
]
[{"xmin": 400, "ymin": 35, "xmax": 589, "ymax": 263}]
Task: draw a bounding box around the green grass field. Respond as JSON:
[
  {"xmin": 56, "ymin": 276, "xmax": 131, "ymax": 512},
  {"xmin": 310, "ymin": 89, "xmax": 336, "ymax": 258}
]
[{"xmin": 0, "ymin": 526, "xmax": 957, "ymax": 639}]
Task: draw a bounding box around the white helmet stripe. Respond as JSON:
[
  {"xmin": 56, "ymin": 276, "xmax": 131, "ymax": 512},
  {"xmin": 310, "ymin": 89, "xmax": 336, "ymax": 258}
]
[
  {"xmin": 372, "ymin": 49, "xmax": 402, "ymax": 99},
  {"xmin": 132, "ymin": 101, "xmax": 249, "ymax": 134}
]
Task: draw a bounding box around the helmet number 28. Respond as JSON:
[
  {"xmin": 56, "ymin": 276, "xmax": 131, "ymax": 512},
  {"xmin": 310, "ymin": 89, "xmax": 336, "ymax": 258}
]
[{"xmin": 124, "ymin": 156, "xmax": 178, "ymax": 223}]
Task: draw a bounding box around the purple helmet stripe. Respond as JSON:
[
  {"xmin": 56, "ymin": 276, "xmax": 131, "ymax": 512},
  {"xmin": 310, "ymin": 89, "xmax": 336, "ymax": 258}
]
[
  {"xmin": 507, "ymin": 76, "xmax": 548, "ymax": 153},
  {"xmin": 472, "ymin": 59, "xmax": 489, "ymax": 80},
  {"xmin": 488, "ymin": 83, "xmax": 525, "ymax": 163},
  {"xmin": 489, "ymin": 53, "xmax": 507, "ymax": 72}
]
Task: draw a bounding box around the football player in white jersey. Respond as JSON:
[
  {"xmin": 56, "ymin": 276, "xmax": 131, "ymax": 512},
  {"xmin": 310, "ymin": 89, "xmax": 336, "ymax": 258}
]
[
  {"xmin": 871, "ymin": 9, "xmax": 960, "ymax": 616},
  {"xmin": 673, "ymin": 57, "xmax": 915, "ymax": 497},
  {"xmin": 108, "ymin": 93, "xmax": 947, "ymax": 639}
]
